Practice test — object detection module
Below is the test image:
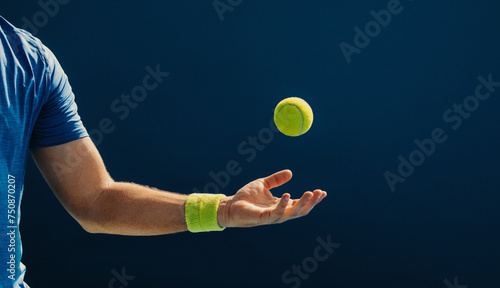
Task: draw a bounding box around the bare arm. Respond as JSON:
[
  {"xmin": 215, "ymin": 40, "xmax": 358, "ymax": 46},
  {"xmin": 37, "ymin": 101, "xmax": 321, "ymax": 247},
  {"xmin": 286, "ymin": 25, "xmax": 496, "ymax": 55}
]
[
  {"xmin": 31, "ymin": 137, "xmax": 188, "ymax": 235},
  {"xmin": 31, "ymin": 137, "xmax": 326, "ymax": 236}
]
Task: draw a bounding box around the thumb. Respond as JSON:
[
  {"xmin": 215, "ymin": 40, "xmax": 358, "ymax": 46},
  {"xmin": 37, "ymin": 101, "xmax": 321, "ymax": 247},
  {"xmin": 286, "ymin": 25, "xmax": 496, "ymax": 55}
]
[{"xmin": 260, "ymin": 170, "xmax": 293, "ymax": 190}]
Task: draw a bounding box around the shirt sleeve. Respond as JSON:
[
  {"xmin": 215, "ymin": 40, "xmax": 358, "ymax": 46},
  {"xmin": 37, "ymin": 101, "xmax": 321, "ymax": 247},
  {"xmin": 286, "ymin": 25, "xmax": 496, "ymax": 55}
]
[{"xmin": 29, "ymin": 44, "xmax": 88, "ymax": 148}]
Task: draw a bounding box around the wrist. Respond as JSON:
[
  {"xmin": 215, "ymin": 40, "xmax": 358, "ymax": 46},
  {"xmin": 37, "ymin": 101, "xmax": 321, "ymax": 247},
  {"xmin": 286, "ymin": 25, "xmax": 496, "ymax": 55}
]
[
  {"xmin": 185, "ymin": 193, "xmax": 226, "ymax": 232},
  {"xmin": 217, "ymin": 196, "xmax": 231, "ymax": 228}
]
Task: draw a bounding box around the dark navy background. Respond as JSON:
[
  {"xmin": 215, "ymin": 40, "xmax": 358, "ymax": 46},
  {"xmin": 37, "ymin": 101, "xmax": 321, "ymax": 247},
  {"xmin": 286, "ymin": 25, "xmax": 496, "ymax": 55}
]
[{"xmin": 2, "ymin": 1, "xmax": 500, "ymax": 287}]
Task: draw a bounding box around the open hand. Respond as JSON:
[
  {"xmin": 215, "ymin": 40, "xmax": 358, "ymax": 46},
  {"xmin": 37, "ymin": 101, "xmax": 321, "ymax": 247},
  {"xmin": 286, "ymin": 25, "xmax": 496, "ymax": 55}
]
[{"xmin": 217, "ymin": 170, "xmax": 327, "ymax": 228}]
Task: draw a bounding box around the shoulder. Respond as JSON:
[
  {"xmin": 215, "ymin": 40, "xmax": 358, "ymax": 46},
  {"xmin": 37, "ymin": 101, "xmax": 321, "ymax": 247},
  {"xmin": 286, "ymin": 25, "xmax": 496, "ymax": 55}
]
[{"xmin": 1, "ymin": 16, "xmax": 51, "ymax": 71}]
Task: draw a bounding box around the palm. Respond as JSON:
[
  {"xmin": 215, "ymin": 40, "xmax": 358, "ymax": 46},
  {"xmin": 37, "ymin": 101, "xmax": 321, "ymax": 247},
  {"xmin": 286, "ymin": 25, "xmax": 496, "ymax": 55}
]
[
  {"xmin": 229, "ymin": 180, "xmax": 281, "ymax": 227},
  {"xmin": 219, "ymin": 170, "xmax": 327, "ymax": 228}
]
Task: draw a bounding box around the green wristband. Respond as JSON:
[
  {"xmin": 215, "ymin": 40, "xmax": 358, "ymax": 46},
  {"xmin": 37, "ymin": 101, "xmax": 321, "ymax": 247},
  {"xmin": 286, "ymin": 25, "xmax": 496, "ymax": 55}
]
[{"xmin": 185, "ymin": 193, "xmax": 226, "ymax": 233}]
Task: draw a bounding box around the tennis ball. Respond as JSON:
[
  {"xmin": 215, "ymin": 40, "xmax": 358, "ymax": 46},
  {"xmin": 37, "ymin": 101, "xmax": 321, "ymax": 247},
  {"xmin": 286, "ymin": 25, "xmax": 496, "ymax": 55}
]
[{"xmin": 274, "ymin": 97, "xmax": 313, "ymax": 137}]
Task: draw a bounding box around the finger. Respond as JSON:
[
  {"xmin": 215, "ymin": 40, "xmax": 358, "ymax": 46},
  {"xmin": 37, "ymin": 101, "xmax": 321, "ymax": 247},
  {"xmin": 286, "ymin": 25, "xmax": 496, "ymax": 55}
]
[
  {"xmin": 299, "ymin": 190, "xmax": 324, "ymax": 215},
  {"xmin": 269, "ymin": 193, "xmax": 290, "ymax": 222},
  {"xmin": 317, "ymin": 191, "xmax": 327, "ymax": 204},
  {"xmin": 283, "ymin": 191, "xmax": 313, "ymax": 218},
  {"xmin": 260, "ymin": 169, "xmax": 293, "ymax": 190}
]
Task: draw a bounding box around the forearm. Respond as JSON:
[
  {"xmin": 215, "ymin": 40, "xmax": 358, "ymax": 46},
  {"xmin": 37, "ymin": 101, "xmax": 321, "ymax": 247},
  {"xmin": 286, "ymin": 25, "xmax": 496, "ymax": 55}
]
[
  {"xmin": 33, "ymin": 139, "xmax": 324, "ymax": 236},
  {"xmin": 82, "ymin": 181, "xmax": 189, "ymax": 235}
]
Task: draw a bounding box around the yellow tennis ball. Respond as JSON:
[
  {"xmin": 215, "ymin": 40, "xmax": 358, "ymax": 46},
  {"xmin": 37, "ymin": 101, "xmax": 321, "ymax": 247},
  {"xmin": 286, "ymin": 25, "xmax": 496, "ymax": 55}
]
[{"xmin": 274, "ymin": 97, "xmax": 313, "ymax": 137}]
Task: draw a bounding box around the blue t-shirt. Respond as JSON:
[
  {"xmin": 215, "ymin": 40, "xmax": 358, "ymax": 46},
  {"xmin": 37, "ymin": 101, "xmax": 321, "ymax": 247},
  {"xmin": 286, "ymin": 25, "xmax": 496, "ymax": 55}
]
[{"xmin": 0, "ymin": 16, "xmax": 88, "ymax": 287}]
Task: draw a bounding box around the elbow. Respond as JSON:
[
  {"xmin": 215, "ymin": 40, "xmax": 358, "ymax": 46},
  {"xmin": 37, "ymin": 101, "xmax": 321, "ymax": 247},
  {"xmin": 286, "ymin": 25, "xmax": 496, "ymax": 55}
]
[
  {"xmin": 72, "ymin": 180, "xmax": 114, "ymax": 234},
  {"xmin": 69, "ymin": 197, "xmax": 109, "ymax": 234},
  {"xmin": 72, "ymin": 211, "xmax": 107, "ymax": 234},
  {"xmin": 79, "ymin": 221, "xmax": 104, "ymax": 234},
  {"xmin": 73, "ymin": 204, "xmax": 113, "ymax": 234}
]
